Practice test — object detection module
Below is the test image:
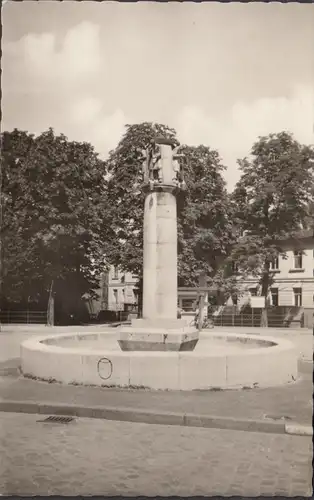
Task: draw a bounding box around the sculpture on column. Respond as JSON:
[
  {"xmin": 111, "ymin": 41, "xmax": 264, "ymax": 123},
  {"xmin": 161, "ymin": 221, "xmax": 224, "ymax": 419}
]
[
  {"xmin": 142, "ymin": 138, "xmax": 186, "ymax": 191},
  {"xmin": 142, "ymin": 142, "xmax": 162, "ymax": 188},
  {"xmin": 149, "ymin": 141, "xmax": 162, "ymax": 184},
  {"xmin": 172, "ymin": 146, "xmax": 186, "ymax": 190}
]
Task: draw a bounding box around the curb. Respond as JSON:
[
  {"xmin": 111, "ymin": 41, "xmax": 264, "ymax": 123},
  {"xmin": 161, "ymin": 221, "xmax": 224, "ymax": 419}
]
[
  {"xmin": 298, "ymin": 360, "xmax": 313, "ymax": 375},
  {"xmin": 1, "ymin": 399, "xmax": 311, "ymax": 436},
  {"xmin": 285, "ymin": 423, "xmax": 313, "ymax": 436}
]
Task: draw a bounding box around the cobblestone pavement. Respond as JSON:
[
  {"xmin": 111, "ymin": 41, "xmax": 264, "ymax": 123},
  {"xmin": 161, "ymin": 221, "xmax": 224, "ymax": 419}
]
[{"xmin": 0, "ymin": 412, "xmax": 312, "ymax": 497}]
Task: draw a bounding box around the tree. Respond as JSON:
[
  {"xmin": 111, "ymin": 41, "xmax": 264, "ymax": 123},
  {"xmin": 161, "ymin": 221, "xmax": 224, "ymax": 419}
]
[
  {"xmin": 176, "ymin": 145, "xmax": 236, "ymax": 289},
  {"xmin": 1, "ymin": 128, "xmax": 110, "ymax": 321},
  {"xmin": 105, "ymin": 122, "xmax": 238, "ymax": 305},
  {"xmin": 230, "ymin": 131, "xmax": 314, "ymax": 326}
]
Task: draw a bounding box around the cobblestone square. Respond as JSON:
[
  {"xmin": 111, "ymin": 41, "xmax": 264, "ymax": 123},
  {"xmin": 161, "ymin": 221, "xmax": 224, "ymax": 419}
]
[{"xmin": 1, "ymin": 412, "xmax": 312, "ymax": 496}]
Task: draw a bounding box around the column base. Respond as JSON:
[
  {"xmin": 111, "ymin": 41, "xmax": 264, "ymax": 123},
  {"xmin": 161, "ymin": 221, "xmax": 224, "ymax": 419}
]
[{"xmin": 118, "ymin": 318, "xmax": 199, "ymax": 352}]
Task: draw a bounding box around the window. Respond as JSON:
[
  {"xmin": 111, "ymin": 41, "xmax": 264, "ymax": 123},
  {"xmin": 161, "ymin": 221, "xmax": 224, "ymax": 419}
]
[
  {"xmin": 293, "ymin": 251, "xmax": 303, "ymax": 269},
  {"xmin": 249, "ymin": 287, "xmax": 258, "ymax": 296},
  {"xmin": 113, "ymin": 289, "xmax": 118, "ymax": 304},
  {"xmin": 270, "ymin": 288, "xmax": 279, "ymax": 307},
  {"xmin": 113, "ymin": 266, "xmax": 119, "ymax": 279},
  {"xmin": 231, "ymin": 294, "xmax": 238, "ymax": 306},
  {"xmin": 270, "ymin": 257, "xmax": 279, "ymax": 270},
  {"xmin": 293, "ymin": 287, "xmax": 302, "ymax": 307},
  {"xmin": 231, "ymin": 262, "xmax": 239, "ymax": 273},
  {"xmin": 182, "ymin": 299, "xmax": 194, "ymax": 312}
]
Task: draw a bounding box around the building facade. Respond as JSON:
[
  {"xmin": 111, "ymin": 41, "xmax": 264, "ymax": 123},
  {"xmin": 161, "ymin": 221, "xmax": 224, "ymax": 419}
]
[
  {"xmin": 86, "ymin": 266, "xmax": 138, "ymax": 319},
  {"xmin": 230, "ymin": 229, "xmax": 314, "ymax": 328},
  {"xmin": 90, "ymin": 229, "xmax": 314, "ymax": 328},
  {"xmin": 106, "ymin": 265, "xmax": 138, "ymax": 312},
  {"xmin": 177, "ymin": 230, "xmax": 314, "ymax": 328}
]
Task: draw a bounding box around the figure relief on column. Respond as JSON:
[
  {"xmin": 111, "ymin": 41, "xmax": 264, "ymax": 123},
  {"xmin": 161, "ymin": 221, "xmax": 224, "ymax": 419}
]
[
  {"xmin": 172, "ymin": 146, "xmax": 186, "ymax": 191},
  {"xmin": 142, "ymin": 137, "xmax": 186, "ymax": 191},
  {"xmin": 142, "ymin": 141, "xmax": 162, "ymax": 190}
]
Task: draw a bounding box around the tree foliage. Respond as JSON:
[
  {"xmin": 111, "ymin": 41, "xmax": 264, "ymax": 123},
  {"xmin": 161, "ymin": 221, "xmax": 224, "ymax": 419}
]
[
  {"xmin": 105, "ymin": 122, "xmax": 177, "ymax": 277},
  {"xmin": 1, "ymin": 128, "xmax": 109, "ymax": 315},
  {"xmin": 105, "ymin": 122, "xmax": 237, "ymax": 294},
  {"xmin": 230, "ymin": 131, "xmax": 314, "ymax": 324},
  {"xmin": 4, "ymin": 123, "xmax": 312, "ymax": 324},
  {"xmin": 176, "ymin": 145, "xmax": 236, "ymax": 289}
]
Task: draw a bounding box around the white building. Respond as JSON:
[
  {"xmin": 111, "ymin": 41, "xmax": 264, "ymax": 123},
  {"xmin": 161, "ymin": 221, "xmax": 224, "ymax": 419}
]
[
  {"xmin": 86, "ymin": 265, "xmax": 138, "ymax": 318},
  {"xmin": 90, "ymin": 229, "xmax": 314, "ymax": 327},
  {"xmin": 106, "ymin": 265, "xmax": 138, "ymax": 312},
  {"xmin": 230, "ymin": 229, "xmax": 314, "ymax": 328}
]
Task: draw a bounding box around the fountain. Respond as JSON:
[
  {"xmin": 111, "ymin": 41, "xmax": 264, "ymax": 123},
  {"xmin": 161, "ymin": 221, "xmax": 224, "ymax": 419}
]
[{"xmin": 20, "ymin": 137, "xmax": 298, "ymax": 390}]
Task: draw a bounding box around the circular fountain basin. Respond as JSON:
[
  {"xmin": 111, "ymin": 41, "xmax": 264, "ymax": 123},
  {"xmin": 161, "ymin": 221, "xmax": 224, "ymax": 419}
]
[{"xmin": 20, "ymin": 330, "xmax": 298, "ymax": 390}]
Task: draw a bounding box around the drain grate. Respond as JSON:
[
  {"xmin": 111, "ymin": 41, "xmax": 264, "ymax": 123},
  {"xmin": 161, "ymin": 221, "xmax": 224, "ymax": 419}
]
[{"xmin": 37, "ymin": 415, "xmax": 75, "ymax": 424}]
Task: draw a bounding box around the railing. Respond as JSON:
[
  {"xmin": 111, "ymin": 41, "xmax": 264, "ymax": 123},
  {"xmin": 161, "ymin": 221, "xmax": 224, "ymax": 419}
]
[
  {"xmin": 0, "ymin": 310, "xmax": 47, "ymax": 324},
  {"xmin": 208, "ymin": 312, "xmax": 303, "ymax": 328},
  {"xmin": 107, "ymin": 303, "xmax": 124, "ymax": 312},
  {"xmin": 179, "ymin": 304, "xmax": 305, "ymax": 328}
]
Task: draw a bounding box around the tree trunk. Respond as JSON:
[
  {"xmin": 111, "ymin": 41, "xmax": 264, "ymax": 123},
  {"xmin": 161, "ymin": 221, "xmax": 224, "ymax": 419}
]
[
  {"xmin": 260, "ymin": 270, "xmax": 270, "ymax": 328},
  {"xmin": 47, "ymin": 280, "xmax": 55, "ymax": 326},
  {"xmin": 136, "ymin": 278, "xmax": 143, "ymax": 318},
  {"xmin": 260, "ymin": 306, "xmax": 268, "ymax": 328},
  {"xmin": 197, "ymin": 293, "xmax": 205, "ymax": 330},
  {"xmin": 197, "ymin": 272, "xmax": 207, "ymax": 330}
]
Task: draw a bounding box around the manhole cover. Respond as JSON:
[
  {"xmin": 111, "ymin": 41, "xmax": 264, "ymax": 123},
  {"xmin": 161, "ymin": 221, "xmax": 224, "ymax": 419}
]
[{"xmin": 37, "ymin": 416, "xmax": 75, "ymax": 424}]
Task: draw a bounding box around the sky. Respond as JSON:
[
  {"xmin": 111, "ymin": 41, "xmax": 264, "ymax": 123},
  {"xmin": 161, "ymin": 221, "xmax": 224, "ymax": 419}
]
[{"xmin": 2, "ymin": 2, "xmax": 314, "ymax": 190}]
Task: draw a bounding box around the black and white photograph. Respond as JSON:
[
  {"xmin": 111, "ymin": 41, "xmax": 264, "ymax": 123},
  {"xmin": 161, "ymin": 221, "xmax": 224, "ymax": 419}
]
[{"xmin": 1, "ymin": 1, "xmax": 313, "ymax": 497}]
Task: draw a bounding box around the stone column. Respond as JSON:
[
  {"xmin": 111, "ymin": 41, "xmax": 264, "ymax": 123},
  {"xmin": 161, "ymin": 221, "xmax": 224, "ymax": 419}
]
[
  {"xmin": 118, "ymin": 137, "xmax": 199, "ymax": 351},
  {"xmin": 142, "ymin": 190, "xmax": 177, "ymax": 320}
]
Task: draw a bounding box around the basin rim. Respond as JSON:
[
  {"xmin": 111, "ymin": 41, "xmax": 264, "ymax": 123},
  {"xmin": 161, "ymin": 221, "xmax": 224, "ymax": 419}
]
[{"xmin": 20, "ymin": 331, "xmax": 295, "ymax": 358}]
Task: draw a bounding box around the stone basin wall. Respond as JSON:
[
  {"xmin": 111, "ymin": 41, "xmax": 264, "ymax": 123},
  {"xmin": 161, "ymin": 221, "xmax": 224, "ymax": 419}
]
[{"xmin": 20, "ymin": 332, "xmax": 298, "ymax": 391}]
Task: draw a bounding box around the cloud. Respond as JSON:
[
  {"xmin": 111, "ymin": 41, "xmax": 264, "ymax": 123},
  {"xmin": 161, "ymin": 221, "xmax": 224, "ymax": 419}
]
[
  {"xmin": 231, "ymin": 84, "xmax": 314, "ymax": 146},
  {"xmin": 3, "ymin": 20, "xmax": 123, "ymax": 156},
  {"xmin": 4, "ymin": 22, "xmax": 101, "ymax": 89},
  {"xmin": 3, "ymin": 14, "xmax": 313, "ymax": 191},
  {"xmin": 3, "ymin": 16, "xmax": 126, "ymax": 159},
  {"xmin": 68, "ymin": 103, "xmax": 127, "ymax": 157},
  {"xmin": 71, "ymin": 97, "xmax": 103, "ymax": 123},
  {"xmin": 25, "ymin": 22, "xmax": 101, "ymax": 82},
  {"xmin": 176, "ymin": 85, "xmax": 314, "ymax": 189},
  {"xmin": 92, "ymin": 109, "xmax": 127, "ymax": 151}
]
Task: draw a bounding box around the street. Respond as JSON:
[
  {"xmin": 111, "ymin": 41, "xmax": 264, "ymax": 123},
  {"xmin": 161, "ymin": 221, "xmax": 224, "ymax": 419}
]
[{"xmin": 1, "ymin": 412, "xmax": 312, "ymax": 497}]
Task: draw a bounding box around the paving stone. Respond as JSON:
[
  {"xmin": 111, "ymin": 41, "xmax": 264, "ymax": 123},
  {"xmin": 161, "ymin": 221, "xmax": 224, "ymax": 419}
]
[{"xmin": 1, "ymin": 411, "xmax": 311, "ymax": 496}]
